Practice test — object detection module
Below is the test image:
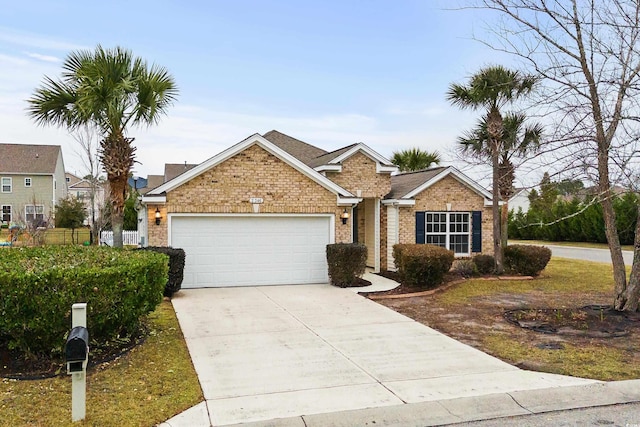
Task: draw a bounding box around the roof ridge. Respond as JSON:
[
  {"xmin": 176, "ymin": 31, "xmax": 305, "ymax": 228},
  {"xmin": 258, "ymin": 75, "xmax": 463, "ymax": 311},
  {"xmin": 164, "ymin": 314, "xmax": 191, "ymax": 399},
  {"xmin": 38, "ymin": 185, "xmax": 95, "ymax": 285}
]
[
  {"xmin": 395, "ymin": 166, "xmax": 448, "ymax": 176},
  {"xmin": 263, "ymin": 130, "xmax": 326, "ymax": 153}
]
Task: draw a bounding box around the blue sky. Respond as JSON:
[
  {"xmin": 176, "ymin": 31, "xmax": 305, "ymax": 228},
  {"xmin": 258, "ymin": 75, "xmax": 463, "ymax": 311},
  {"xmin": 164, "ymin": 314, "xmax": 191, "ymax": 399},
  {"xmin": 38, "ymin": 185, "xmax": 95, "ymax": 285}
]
[{"xmin": 0, "ymin": 1, "xmax": 516, "ymax": 183}]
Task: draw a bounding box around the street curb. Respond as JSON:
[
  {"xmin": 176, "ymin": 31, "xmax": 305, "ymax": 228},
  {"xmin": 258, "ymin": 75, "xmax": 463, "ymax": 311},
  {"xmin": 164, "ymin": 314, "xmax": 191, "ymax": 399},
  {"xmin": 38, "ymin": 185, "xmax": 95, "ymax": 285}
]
[{"xmin": 221, "ymin": 380, "xmax": 640, "ymax": 427}]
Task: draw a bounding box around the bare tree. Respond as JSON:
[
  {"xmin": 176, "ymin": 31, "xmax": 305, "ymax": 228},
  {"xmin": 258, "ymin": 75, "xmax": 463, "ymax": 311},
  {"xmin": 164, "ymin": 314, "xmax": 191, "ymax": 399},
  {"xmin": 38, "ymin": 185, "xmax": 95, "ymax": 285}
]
[
  {"xmin": 469, "ymin": 0, "xmax": 640, "ymax": 311},
  {"xmin": 72, "ymin": 125, "xmax": 107, "ymax": 244}
]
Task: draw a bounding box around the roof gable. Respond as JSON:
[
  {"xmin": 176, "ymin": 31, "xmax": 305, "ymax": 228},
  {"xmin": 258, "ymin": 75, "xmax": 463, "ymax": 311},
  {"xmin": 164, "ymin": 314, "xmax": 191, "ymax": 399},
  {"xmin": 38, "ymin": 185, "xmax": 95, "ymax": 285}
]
[
  {"xmin": 387, "ymin": 166, "xmax": 492, "ymax": 201},
  {"xmin": 0, "ymin": 143, "xmax": 61, "ymax": 174},
  {"xmin": 145, "ymin": 133, "xmax": 354, "ymax": 198}
]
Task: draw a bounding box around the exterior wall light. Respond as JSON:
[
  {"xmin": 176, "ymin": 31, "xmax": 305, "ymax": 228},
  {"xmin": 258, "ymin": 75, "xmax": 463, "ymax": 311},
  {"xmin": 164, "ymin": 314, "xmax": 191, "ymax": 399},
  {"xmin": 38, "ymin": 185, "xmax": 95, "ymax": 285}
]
[
  {"xmin": 341, "ymin": 208, "xmax": 350, "ymax": 225},
  {"xmin": 155, "ymin": 207, "xmax": 162, "ymax": 225}
]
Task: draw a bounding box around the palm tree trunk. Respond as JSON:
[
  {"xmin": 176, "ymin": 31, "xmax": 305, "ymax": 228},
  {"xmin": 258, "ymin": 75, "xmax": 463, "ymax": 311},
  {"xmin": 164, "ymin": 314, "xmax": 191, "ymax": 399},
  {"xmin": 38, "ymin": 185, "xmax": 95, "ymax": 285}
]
[
  {"xmin": 501, "ymin": 203, "xmax": 509, "ymax": 249},
  {"xmin": 492, "ymin": 150, "xmax": 504, "ymax": 274},
  {"xmin": 100, "ymin": 133, "xmax": 136, "ymax": 249},
  {"xmin": 487, "ymin": 107, "xmax": 504, "ymax": 274}
]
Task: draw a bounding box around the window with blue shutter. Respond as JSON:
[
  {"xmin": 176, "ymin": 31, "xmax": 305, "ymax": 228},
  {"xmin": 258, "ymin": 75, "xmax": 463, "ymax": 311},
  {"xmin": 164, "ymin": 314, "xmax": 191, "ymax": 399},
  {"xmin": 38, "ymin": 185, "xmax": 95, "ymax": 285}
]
[
  {"xmin": 415, "ymin": 211, "xmax": 425, "ymax": 244},
  {"xmin": 471, "ymin": 211, "xmax": 482, "ymax": 253}
]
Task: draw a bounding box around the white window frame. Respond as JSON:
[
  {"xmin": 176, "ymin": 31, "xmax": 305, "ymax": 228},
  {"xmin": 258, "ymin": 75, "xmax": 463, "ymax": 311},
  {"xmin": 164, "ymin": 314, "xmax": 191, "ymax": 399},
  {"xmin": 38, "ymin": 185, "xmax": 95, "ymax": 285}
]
[
  {"xmin": 25, "ymin": 204, "xmax": 45, "ymax": 225},
  {"xmin": 1, "ymin": 205, "xmax": 11, "ymax": 224},
  {"xmin": 424, "ymin": 211, "xmax": 471, "ymax": 256},
  {"xmin": 1, "ymin": 177, "xmax": 12, "ymax": 193},
  {"xmin": 24, "ymin": 177, "xmax": 32, "ymax": 187}
]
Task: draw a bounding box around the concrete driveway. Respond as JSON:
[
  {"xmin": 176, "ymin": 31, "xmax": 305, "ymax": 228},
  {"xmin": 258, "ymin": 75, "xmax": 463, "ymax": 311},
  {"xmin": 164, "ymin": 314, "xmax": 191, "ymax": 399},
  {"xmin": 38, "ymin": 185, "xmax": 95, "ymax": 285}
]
[{"xmin": 165, "ymin": 284, "xmax": 597, "ymax": 426}]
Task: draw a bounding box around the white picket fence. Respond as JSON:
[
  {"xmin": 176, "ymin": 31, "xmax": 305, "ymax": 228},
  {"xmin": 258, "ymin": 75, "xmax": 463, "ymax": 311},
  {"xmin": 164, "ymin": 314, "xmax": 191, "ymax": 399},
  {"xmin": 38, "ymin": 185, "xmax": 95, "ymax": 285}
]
[{"xmin": 100, "ymin": 230, "xmax": 139, "ymax": 246}]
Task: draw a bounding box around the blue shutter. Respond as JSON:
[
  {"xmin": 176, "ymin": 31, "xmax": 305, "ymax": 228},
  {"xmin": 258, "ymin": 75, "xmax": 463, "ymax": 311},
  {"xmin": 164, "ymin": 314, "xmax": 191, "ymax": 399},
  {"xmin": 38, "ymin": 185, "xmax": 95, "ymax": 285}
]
[
  {"xmin": 415, "ymin": 211, "xmax": 425, "ymax": 244},
  {"xmin": 472, "ymin": 211, "xmax": 482, "ymax": 253}
]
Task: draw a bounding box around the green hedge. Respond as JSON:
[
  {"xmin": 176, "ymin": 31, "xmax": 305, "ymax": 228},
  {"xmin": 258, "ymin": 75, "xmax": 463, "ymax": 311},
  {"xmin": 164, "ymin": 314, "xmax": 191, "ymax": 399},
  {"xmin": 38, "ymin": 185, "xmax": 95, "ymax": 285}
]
[
  {"xmin": 393, "ymin": 244, "xmax": 454, "ymax": 289},
  {"xmin": 504, "ymin": 244, "xmax": 552, "ymax": 276},
  {"xmin": 326, "ymin": 243, "xmax": 367, "ymax": 287},
  {"xmin": 140, "ymin": 246, "xmax": 186, "ymax": 297},
  {"xmin": 0, "ymin": 246, "xmax": 167, "ymax": 357}
]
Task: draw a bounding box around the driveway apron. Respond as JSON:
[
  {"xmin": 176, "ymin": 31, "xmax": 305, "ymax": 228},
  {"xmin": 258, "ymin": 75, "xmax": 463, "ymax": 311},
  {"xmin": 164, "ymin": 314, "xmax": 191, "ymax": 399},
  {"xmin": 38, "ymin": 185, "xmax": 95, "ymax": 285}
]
[{"xmin": 170, "ymin": 284, "xmax": 596, "ymax": 426}]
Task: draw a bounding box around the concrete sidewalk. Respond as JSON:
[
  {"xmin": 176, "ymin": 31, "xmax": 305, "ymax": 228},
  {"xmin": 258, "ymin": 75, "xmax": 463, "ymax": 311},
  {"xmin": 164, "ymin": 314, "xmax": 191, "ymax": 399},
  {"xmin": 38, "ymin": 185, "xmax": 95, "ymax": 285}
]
[{"xmin": 157, "ymin": 279, "xmax": 629, "ymax": 427}]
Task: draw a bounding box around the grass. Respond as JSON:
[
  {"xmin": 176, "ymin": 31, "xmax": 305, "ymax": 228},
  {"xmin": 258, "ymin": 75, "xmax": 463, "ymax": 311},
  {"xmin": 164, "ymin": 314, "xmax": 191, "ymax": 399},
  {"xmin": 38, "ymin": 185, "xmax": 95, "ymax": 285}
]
[
  {"xmin": 0, "ymin": 301, "xmax": 203, "ymax": 426},
  {"xmin": 511, "ymin": 239, "xmax": 634, "ymax": 252},
  {"xmin": 482, "ymin": 335, "xmax": 640, "ymax": 381},
  {"xmin": 436, "ymin": 258, "xmax": 616, "ymax": 305},
  {"xmin": 378, "ymin": 257, "xmax": 639, "ymax": 381}
]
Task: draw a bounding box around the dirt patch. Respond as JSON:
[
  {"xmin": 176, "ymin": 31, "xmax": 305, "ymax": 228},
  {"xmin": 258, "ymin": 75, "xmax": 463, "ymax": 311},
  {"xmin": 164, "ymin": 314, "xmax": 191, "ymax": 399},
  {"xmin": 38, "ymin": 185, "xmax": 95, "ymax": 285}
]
[
  {"xmin": 504, "ymin": 305, "xmax": 639, "ymax": 337},
  {"xmin": 371, "ymin": 277, "xmax": 640, "ymax": 379}
]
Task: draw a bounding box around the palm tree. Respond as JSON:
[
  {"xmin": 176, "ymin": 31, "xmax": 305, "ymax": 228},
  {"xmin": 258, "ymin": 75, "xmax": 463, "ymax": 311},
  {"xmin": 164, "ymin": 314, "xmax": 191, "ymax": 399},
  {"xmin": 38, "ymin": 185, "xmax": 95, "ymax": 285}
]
[
  {"xmin": 391, "ymin": 148, "xmax": 441, "ymax": 172},
  {"xmin": 27, "ymin": 45, "xmax": 178, "ymax": 247},
  {"xmin": 447, "ymin": 65, "xmax": 537, "ymax": 273},
  {"xmin": 458, "ymin": 112, "xmax": 543, "ymax": 249}
]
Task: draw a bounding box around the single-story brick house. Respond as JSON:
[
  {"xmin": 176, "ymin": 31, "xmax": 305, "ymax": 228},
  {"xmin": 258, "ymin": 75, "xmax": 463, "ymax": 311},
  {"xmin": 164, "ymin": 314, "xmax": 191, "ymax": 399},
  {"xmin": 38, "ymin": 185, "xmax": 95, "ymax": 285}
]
[{"xmin": 140, "ymin": 131, "xmax": 493, "ymax": 288}]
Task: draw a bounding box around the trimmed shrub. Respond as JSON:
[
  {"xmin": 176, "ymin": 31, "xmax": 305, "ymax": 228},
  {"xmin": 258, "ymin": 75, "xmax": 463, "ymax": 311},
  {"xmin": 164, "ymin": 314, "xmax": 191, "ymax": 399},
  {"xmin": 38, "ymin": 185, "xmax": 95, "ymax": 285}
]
[
  {"xmin": 504, "ymin": 245, "xmax": 552, "ymax": 276},
  {"xmin": 141, "ymin": 246, "xmax": 186, "ymax": 297},
  {"xmin": 326, "ymin": 243, "xmax": 367, "ymax": 287},
  {"xmin": 452, "ymin": 259, "xmax": 478, "ymax": 278},
  {"xmin": 393, "ymin": 244, "xmax": 454, "ymax": 289},
  {"xmin": 473, "ymin": 254, "xmax": 495, "ymax": 275},
  {"xmin": 0, "ymin": 246, "xmax": 167, "ymax": 356},
  {"xmin": 392, "ymin": 243, "xmax": 410, "ymax": 272}
]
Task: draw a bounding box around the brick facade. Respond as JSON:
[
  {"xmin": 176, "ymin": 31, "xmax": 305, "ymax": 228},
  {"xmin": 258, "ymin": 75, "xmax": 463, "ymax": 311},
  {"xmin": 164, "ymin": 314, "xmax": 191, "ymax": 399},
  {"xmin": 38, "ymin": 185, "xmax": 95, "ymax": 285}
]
[
  {"xmin": 397, "ymin": 175, "xmax": 493, "ymax": 255},
  {"xmin": 325, "ymin": 152, "xmax": 390, "ymax": 198},
  {"xmin": 148, "ymin": 144, "xmax": 353, "ymax": 247}
]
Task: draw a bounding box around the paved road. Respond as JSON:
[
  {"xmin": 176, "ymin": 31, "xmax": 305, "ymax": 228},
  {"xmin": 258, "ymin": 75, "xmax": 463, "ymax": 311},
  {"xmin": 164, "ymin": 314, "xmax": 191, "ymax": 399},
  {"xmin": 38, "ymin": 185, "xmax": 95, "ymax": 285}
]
[
  {"xmin": 529, "ymin": 244, "xmax": 634, "ymax": 264},
  {"xmin": 455, "ymin": 401, "xmax": 640, "ymax": 426}
]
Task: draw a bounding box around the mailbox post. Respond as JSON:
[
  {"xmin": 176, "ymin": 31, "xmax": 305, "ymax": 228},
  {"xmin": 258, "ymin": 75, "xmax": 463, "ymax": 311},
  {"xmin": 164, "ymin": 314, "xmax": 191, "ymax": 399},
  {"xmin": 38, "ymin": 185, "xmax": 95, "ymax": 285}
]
[{"xmin": 65, "ymin": 303, "xmax": 88, "ymax": 422}]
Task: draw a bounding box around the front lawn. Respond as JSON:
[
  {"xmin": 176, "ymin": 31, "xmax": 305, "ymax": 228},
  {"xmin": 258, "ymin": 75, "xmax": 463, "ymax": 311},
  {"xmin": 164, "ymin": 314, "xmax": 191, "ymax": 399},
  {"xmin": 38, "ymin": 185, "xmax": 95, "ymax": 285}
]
[
  {"xmin": 375, "ymin": 258, "xmax": 640, "ymax": 381},
  {"xmin": 0, "ymin": 301, "xmax": 202, "ymax": 426}
]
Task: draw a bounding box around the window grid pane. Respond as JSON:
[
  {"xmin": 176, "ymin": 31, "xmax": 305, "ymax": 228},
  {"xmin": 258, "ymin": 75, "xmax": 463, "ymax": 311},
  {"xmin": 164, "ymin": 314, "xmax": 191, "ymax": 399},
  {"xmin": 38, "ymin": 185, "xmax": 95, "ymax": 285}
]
[{"xmin": 423, "ymin": 212, "xmax": 471, "ymax": 255}]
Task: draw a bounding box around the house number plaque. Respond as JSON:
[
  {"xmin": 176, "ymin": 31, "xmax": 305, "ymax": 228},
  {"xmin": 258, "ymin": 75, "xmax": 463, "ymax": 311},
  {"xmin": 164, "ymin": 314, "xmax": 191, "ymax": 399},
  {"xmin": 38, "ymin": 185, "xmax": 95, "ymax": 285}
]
[{"xmin": 249, "ymin": 198, "xmax": 264, "ymax": 204}]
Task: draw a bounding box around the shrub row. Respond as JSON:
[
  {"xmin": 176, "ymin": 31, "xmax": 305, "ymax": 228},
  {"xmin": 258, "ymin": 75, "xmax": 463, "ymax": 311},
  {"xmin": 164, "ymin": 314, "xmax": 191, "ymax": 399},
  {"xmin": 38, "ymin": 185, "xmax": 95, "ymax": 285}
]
[
  {"xmin": 140, "ymin": 246, "xmax": 186, "ymax": 297},
  {"xmin": 509, "ymin": 192, "xmax": 638, "ymax": 244},
  {"xmin": 393, "ymin": 244, "xmax": 454, "ymax": 289},
  {"xmin": 326, "ymin": 243, "xmax": 367, "ymax": 287},
  {"xmin": 0, "ymin": 246, "xmax": 168, "ymax": 356},
  {"xmin": 504, "ymin": 244, "xmax": 552, "ymax": 276}
]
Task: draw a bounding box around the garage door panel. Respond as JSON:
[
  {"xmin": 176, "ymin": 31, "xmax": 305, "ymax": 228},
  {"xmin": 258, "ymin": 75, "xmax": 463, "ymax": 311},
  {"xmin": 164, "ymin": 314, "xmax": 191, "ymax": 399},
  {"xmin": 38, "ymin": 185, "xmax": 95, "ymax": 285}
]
[{"xmin": 172, "ymin": 216, "xmax": 331, "ymax": 288}]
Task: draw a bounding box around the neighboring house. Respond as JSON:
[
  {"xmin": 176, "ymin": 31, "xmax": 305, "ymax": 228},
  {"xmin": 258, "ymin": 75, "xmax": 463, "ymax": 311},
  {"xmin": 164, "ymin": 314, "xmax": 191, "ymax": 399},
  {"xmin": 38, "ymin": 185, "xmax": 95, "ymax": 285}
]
[
  {"xmin": 0, "ymin": 143, "xmax": 67, "ymax": 227},
  {"xmin": 509, "ymin": 188, "xmax": 530, "ymax": 213},
  {"xmin": 140, "ymin": 131, "xmax": 493, "ymax": 288},
  {"xmin": 65, "ymin": 172, "xmax": 106, "ymax": 227}
]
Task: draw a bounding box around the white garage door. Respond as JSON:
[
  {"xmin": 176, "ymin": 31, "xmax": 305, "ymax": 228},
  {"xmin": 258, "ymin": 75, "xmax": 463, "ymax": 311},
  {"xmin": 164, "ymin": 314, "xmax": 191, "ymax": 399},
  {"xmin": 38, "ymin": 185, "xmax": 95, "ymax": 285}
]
[{"xmin": 171, "ymin": 215, "xmax": 331, "ymax": 288}]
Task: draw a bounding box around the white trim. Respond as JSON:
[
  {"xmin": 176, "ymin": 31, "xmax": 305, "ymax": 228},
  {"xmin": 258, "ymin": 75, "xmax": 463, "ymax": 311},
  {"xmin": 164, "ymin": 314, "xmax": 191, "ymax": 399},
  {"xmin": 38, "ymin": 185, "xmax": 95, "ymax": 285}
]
[
  {"xmin": 1, "ymin": 177, "xmax": 12, "ymax": 193},
  {"xmin": 1, "ymin": 204, "xmax": 12, "ymax": 224},
  {"xmin": 147, "ymin": 134, "xmax": 354, "ymax": 198},
  {"xmin": 386, "ymin": 204, "xmax": 399, "ymax": 271},
  {"xmin": 403, "ymin": 166, "xmax": 493, "ymax": 201},
  {"xmin": 338, "ymin": 197, "xmax": 363, "ymax": 206},
  {"xmin": 374, "ymin": 198, "xmax": 380, "ymax": 273},
  {"xmin": 329, "ymin": 143, "xmax": 395, "ymax": 169},
  {"xmin": 381, "ymin": 199, "xmax": 416, "ymax": 206},
  {"xmin": 376, "ymin": 164, "xmax": 398, "ymax": 174},
  {"xmin": 167, "ymin": 212, "xmax": 335, "ymax": 247},
  {"xmin": 141, "ymin": 195, "xmax": 167, "ymax": 203},
  {"xmin": 314, "ymin": 164, "xmax": 342, "ymax": 172},
  {"xmin": 422, "ymin": 211, "xmax": 472, "ymax": 257}
]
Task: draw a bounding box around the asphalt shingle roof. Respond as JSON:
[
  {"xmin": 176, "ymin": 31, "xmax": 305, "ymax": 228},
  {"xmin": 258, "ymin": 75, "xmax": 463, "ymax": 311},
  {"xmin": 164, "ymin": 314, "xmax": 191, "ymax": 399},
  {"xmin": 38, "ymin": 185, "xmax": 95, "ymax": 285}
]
[
  {"xmin": 0, "ymin": 143, "xmax": 61, "ymax": 174},
  {"xmin": 386, "ymin": 167, "xmax": 448, "ymax": 199},
  {"xmin": 164, "ymin": 163, "xmax": 198, "ymax": 182},
  {"xmin": 262, "ymin": 130, "xmax": 328, "ymax": 166}
]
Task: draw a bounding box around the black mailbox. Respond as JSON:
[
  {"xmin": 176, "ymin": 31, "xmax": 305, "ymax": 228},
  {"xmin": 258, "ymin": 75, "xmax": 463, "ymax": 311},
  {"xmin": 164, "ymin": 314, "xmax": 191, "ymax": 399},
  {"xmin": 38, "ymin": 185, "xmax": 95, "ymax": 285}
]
[{"xmin": 65, "ymin": 326, "xmax": 89, "ymax": 373}]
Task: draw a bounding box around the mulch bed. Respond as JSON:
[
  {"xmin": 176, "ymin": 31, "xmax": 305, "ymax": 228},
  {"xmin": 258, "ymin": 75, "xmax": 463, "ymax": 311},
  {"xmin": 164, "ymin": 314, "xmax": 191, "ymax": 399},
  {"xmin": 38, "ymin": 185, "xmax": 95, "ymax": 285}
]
[
  {"xmin": 0, "ymin": 324, "xmax": 148, "ymax": 380},
  {"xmin": 504, "ymin": 305, "xmax": 640, "ymax": 338}
]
